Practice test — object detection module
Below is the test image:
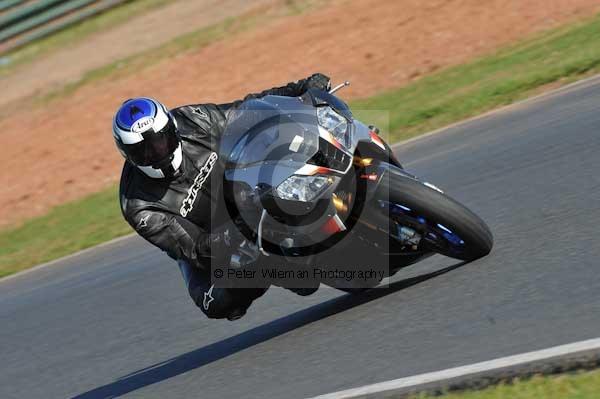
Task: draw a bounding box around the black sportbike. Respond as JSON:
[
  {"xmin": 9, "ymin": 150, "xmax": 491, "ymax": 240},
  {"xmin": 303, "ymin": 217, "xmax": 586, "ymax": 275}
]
[{"xmin": 220, "ymin": 82, "xmax": 493, "ymax": 293}]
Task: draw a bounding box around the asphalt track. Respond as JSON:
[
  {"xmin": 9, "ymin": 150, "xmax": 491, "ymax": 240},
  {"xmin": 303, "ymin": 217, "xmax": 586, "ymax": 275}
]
[{"xmin": 3, "ymin": 76, "xmax": 600, "ymax": 399}]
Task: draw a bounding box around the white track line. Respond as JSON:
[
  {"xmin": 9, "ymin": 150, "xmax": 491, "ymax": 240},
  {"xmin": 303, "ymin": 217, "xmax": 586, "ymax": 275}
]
[{"xmin": 310, "ymin": 337, "xmax": 600, "ymax": 399}]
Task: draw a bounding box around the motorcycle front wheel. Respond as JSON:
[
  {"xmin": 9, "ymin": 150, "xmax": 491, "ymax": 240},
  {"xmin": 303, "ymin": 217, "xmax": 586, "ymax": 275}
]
[{"xmin": 375, "ymin": 165, "xmax": 493, "ymax": 261}]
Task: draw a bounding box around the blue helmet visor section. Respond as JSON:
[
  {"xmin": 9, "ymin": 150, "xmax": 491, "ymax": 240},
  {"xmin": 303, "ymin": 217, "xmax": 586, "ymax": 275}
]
[{"xmin": 124, "ymin": 117, "xmax": 179, "ymax": 166}]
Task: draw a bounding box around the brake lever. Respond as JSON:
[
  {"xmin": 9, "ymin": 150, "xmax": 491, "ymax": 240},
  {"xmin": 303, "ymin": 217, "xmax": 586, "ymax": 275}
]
[{"xmin": 329, "ymin": 81, "xmax": 350, "ymax": 94}]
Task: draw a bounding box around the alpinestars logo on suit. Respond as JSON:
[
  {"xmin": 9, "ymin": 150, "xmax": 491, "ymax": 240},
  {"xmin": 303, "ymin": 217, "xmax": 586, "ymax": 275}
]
[{"xmin": 180, "ymin": 152, "xmax": 218, "ymax": 217}]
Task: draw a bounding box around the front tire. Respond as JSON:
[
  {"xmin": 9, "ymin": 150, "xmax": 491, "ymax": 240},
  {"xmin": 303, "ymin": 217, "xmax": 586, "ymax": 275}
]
[{"xmin": 378, "ymin": 166, "xmax": 493, "ymax": 261}]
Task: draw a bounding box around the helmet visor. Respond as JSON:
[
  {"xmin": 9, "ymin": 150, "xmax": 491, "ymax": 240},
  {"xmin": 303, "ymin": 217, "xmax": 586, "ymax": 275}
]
[{"xmin": 126, "ymin": 118, "xmax": 179, "ymax": 166}]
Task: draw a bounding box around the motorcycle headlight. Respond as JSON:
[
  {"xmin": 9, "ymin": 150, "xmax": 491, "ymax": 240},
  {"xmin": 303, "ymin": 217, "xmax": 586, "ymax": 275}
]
[
  {"xmin": 317, "ymin": 106, "xmax": 349, "ymax": 148},
  {"xmin": 276, "ymin": 175, "xmax": 332, "ymax": 202}
]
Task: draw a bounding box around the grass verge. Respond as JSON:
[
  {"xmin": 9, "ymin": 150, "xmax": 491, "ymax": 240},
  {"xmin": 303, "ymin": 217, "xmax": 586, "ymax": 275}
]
[
  {"xmin": 35, "ymin": 0, "xmax": 325, "ymax": 105},
  {"xmin": 0, "ymin": 0, "xmax": 170, "ymax": 77},
  {"xmin": 2, "ymin": 11, "xmax": 600, "ymax": 277},
  {"xmin": 0, "ymin": 186, "xmax": 130, "ymax": 278},
  {"xmin": 414, "ymin": 369, "xmax": 600, "ymax": 399}
]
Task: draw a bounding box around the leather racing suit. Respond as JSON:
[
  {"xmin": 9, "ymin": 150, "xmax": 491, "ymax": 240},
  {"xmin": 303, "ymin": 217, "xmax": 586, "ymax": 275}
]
[{"xmin": 119, "ymin": 74, "xmax": 330, "ymax": 320}]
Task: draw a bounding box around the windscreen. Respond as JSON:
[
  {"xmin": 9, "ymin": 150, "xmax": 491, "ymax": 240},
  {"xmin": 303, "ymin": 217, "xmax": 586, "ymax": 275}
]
[{"xmin": 220, "ymin": 96, "xmax": 320, "ymax": 169}]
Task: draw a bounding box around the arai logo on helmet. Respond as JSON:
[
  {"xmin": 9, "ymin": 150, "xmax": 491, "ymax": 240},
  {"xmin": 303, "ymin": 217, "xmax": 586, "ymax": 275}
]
[{"xmin": 131, "ymin": 116, "xmax": 155, "ymax": 133}]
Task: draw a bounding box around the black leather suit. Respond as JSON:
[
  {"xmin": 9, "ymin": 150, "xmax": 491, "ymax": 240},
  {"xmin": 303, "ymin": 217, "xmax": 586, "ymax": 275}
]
[{"xmin": 120, "ymin": 74, "xmax": 329, "ymax": 320}]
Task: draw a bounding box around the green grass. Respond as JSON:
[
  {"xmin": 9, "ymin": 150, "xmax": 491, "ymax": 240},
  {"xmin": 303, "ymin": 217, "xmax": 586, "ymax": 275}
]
[
  {"xmin": 38, "ymin": 12, "xmax": 253, "ymax": 104},
  {"xmin": 0, "ymin": 0, "xmax": 170, "ymax": 77},
  {"xmin": 2, "ymin": 10, "xmax": 600, "ymax": 277},
  {"xmin": 35, "ymin": 0, "xmax": 325, "ymax": 105},
  {"xmin": 0, "ymin": 186, "xmax": 131, "ymax": 277},
  {"xmin": 414, "ymin": 369, "xmax": 600, "ymax": 399},
  {"xmin": 352, "ymin": 12, "xmax": 600, "ymax": 142}
]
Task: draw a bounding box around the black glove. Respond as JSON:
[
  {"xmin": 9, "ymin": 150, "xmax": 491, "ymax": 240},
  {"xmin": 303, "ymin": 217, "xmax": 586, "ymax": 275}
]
[
  {"xmin": 197, "ymin": 225, "xmax": 257, "ymax": 265},
  {"xmin": 305, "ymin": 73, "xmax": 331, "ymax": 92},
  {"xmin": 196, "ymin": 231, "xmax": 229, "ymax": 262}
]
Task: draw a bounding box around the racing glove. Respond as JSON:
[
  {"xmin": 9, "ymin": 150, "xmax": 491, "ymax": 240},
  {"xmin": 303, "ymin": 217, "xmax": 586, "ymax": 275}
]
[
  {"xmin": 196, "ymin": 224, "xmax": 258, "ymax": 267},
  {"xmin": 305, "ymin": 73, "xmax": 331, "ymax": 92}
]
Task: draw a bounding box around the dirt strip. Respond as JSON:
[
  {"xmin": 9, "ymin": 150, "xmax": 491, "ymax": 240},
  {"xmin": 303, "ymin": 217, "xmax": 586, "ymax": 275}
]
[
  {"xmin": 2, "ymin": 0, "xmax": 600, "ymax": 228},
  {"xmin": 0, "ymin": 0, "xmax": 277, "ymax": 107}
]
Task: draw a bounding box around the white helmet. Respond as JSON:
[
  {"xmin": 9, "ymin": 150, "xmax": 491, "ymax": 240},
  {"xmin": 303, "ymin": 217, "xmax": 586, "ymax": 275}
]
[{"xmin": 113, "ymin": 97, "xmax": 182, "ymax": 178}]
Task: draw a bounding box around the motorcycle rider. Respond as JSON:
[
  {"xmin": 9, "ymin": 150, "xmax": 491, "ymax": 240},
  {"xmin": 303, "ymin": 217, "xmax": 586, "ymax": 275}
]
[{"xmin": 114, "ymin": 73, "xmax": 331, "ymax": 321}]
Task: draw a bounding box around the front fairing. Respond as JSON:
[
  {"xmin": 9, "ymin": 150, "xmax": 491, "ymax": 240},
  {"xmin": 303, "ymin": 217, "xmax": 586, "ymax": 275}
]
[
  {"xmin": 221, "ymin": 95, "xmax": 320, "ymax": 189},
  {"xmin": 219, "ymin": 90, "xmax": 404, "ymax": 257},
  {"xmin": 220, "ymin": 95, "xmax": 347, "ymax": 251}
]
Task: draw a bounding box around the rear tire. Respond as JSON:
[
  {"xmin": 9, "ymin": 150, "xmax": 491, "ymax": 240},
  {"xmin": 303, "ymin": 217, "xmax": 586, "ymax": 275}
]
[{"xmin": 379, "ymin": 166, "xmax": 493, "ymax": 261}]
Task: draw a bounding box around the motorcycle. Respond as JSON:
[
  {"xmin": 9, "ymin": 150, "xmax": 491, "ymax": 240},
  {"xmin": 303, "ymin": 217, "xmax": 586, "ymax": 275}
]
[{"xmin": 219, "ymin": 81, "xmax": 493, "ymax": 293}]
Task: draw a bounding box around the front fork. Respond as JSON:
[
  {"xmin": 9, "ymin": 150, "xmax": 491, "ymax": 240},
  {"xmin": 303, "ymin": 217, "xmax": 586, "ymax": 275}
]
[{"xmin": 348, "ymin": 159, "xmax": 427, "ymax": 253}]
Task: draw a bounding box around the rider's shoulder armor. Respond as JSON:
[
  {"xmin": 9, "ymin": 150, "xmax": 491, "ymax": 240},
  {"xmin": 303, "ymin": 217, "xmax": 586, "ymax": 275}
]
[{"xmin": 170, "ymin": 104, "xmax": 227, "ymax": 150}]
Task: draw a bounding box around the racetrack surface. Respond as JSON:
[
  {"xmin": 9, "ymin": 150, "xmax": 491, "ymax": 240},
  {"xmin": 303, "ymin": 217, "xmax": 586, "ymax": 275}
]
[{"xmin": 2, "ymin": 77, "xmax": 600, "ymax": 398}]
